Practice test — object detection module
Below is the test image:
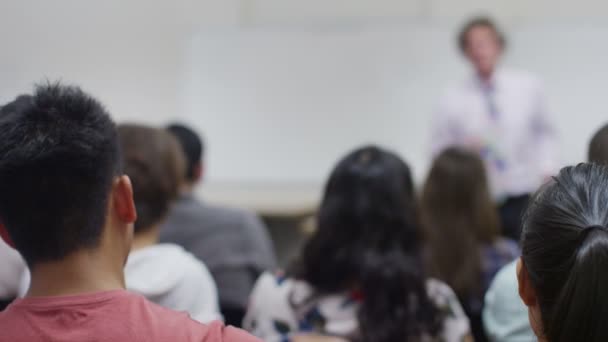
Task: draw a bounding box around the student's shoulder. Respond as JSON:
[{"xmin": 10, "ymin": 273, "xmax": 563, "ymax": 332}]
[
  {"xmin": 207, "ymin": 321, "xmax": 263, "ymax": 342},
  {"xmin": 425, "ymin": 279, "xmax": 469, "ymax": 318},
  {"xmin": 115, "ymin": 291, "xmax": 200, "ymax": 327},
  {"xmin": 425, "ymin": 279, "xmax": 471, "ymax": 338},
  {"xmin": 425, "ymin": 278, "xmax": 460, "ymax": 306},
  {"xmin": 253, "ymin": 271, "xmax": 298, "ymax": 292},
  {"xmin": 169, "ymin": 312, "xmax": 261, "ymax": 342},
  {"xmin": 489, "ymin": 260, "xmax": 519, "ymax": 290},
  {"xmin": 172, "ymin": 196, "xmax": 256, "ymax": 227},
  {"xmin": 160, "ymin": 243, "xmax": 205, "ymax": 264},
  {"xmin": 152, "ymin": 243, "xmax": 213, "ymax": 279},
  {"xmin": 246, "ymin": 271, "xmax": 316, "ymax": 332},
  {"xmin": 0, "ymin": 309, "xmax": 29, "ymax": 341},
  {"xmin": 204, "ymin": 201, "xmax": 256, "ymax": 218},
  {"xmin": 137, "ymin": 243, "xmax": 196, "ymax": 265},
  {"xmin": 0, "ymin": 305, "xmax": 17, "ymax": 324},
  {"xmin": 134, "ymin": 297, "xmax": 253, "ymax": 341},
  {"xmin": 129, "ymin": 244, "xmax": 212, "ymax": 285},
  {"xmin": 250, "ymin": 271, "xmax": 312, "ymax": 305}
]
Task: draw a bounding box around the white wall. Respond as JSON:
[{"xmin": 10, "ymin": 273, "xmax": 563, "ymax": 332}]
[
  {"xmin": 1, "ymin": 0, "xmax": 608, "ymax": 187},
  {"xmin": 183, "ymin": 28, "xmax": 464, "ymax": 183},
  {"xmin": 0, "ymin": 0, "xmax": 240, "ymax": 123},
  {"xmin": 183, "ymin": 25, "xmax": 608, "ymax": 185}
]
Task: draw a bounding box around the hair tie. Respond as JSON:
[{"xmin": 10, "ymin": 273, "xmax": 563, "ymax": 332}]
[{"xmin": 583, "ymin": 225, "xmax": 608, "ymax": 235}]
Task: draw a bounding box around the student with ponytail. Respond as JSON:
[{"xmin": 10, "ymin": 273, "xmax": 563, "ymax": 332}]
[
  {"xmin": 518, "ymin": 163, "xmax": 608, "ymax": 342},
  {"xmin": 243, "ymin": 145, "xmax": 471, "ymax": 341}
]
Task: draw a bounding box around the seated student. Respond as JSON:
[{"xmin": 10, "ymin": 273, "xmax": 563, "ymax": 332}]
[
  {"xmin": 421, "ymin": 147, "xmax": 519, "ymax": 342},
  {"xmin": 0, "ymin": 83, "xmax": 259, "ymax": 342},
  {"xmin": 118, "ymin": 124, "xmax": 221, "ymax": 323},
  {"xmin": 243, "ymin": 146, "xmax": 471, "ymax": 341},
  {"xmin": 588, "ymin": 122, "xmax": 608, "ymax": 164},
  {"xmin": 482, "ymin": 124, "xmax": 608, "ymax": 342},
  {"xmin": 161, "ymin": 123, "xmax": 276, "ymax": 326},
  {"xmin": 518, "ymin": 163, "xmax": 608, "ymax": 342}
]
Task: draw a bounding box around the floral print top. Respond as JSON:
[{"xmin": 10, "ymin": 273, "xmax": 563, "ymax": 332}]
[{"xmin": 243, "ymin": 272, "xmax": 471, "ymax": 342}]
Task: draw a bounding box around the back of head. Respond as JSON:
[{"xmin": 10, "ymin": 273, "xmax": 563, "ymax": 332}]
[
  {"xmin": 118, "ymin": 124, "xmax": 185, "ymax": 233},
  {"xmin": 0, "ymin": 83, "xmax": 120, "ymax": 267},
  {"xmin": 588, "ymin": 123, "xmax": 608, "ymax": 164},
  {"xmin": 521, "ymin": 163, "xmax": 608, "ymax": 342},
  {"xmin": 422, "ymin": 147, "xmax": 498, "ymax": 235},
  {"xmin": 295, "ymin": 145, "xmax": 440, "ymax": 342},
  {"xmin": 421, "ymin": 147, "xmax": 500, "ymax": 302},
  {"xmin": 166, "ymin": 123, "xmax": 203, "ymax": 182}
]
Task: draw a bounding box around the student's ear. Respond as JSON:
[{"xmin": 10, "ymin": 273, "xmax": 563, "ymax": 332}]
[
  {"xmin": 0, "ymin": 221, "xmax": 16, "ymax": 249},
  {"xmin": 113, "ymin": 175, "xmax": 137, "ymax": 224},
  {"xmin": 193, "ymin": 162, "xmax": 204, "ymax": 183},
  {"xmin": 517, "ymin": 258, "xmax": 537, "ymax": 307}
]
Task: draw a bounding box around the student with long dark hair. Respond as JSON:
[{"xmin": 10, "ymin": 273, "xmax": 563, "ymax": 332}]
[
  {"xmin": 421, "ymin": 147, "xmax": 519, "ymax": 341},
  {"xmin": 518, "ymin": 163, "xmax": 608, "ymax": 342},
  {"xmin": 244, "ymin": 146, "xmax": 471, "ymax": 341}
]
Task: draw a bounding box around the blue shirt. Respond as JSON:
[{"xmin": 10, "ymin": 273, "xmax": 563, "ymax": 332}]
[{"xmin": 483, "ymin": 260, "xmax": 535, "ymax": 342}]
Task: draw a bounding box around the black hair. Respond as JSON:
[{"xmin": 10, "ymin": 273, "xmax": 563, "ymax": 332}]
[
  {"xmin": 0, "ymin": 82, "xmax": 121, "ymax": 266},
  {"xmin": 521, "ymin": 163, "xmax": 608, "ymax": 342},
  {"xmin": 118, "ymin": 124, "xmax": 185, "ymax": 233},
  {"xmin": 588, "ymin": 123, "xmax": 608, "ymax": 164},
  {"xmin": 458, "ymin": 16, "xmax": 506, "ymax": 53},
  {"xmin": 166, "ymin": 123, "xmax": 204, "ymax": 181},
  {"xmin": 292, "ymin": 145, "xmax": 441, "ymax": 341}
]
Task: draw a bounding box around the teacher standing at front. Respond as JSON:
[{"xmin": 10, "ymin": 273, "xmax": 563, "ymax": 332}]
[{"xmin": 432, "ymin": 17, "xmax": 559, "ymax": 241}]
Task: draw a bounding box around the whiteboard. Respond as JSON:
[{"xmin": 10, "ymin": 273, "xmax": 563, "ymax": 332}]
[{"xmin": 181, "ymin": 25, "xmax": 608, "ymax": 185}]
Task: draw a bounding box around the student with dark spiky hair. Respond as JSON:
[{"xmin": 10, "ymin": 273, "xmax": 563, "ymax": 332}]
[{"xmin": 0, "ymin": 83, "xmax": 260, "ymax": 342}]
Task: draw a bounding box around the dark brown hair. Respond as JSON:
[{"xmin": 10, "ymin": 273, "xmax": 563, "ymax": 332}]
[
  {"xmin": 458, "ymin": 16, "xmax": 506, "ymax": 53},
  {"xmin": 118, "ymin": 124, "xmax": 185, "ymax": 233},
  {"xmin": 421, "ymin": 147, "xmax": 501, "ymax": 304},
  {"xmin": 588, "ymin": 123, "xmax": 608, "ymax": 164}
]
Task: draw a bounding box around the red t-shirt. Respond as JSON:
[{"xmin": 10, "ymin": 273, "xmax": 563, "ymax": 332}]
[{"xmin": 0, "ymin": 290, "xmax": 260, "ymax": 342}]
